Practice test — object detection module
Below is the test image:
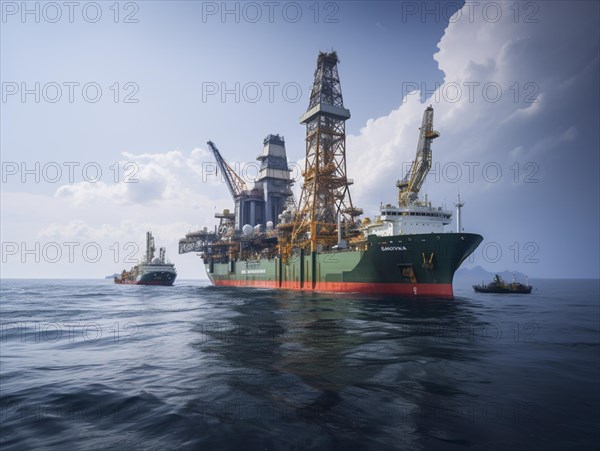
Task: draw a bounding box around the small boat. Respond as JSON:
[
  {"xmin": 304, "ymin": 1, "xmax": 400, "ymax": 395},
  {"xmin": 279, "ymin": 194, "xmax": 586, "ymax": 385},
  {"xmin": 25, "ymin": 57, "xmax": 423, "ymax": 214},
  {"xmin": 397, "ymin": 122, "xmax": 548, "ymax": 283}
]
[{"xmin": 473, "ymin": 273, "xmax": 532, "ymax": 294}]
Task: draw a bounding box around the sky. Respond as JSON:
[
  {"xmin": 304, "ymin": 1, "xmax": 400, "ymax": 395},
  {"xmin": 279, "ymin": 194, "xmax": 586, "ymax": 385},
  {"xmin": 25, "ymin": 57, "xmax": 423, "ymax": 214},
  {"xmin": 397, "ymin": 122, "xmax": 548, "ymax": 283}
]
[{"xmin": 1, "ymin": 1, "xmax": 599, "ymax": 279}]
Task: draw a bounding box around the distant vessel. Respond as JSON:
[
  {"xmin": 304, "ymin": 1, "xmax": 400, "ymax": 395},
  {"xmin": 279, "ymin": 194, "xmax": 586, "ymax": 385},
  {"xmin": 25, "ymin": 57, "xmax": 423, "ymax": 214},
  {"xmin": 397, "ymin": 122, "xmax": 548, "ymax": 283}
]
[
  {"xmin": 473, "ymin": 274, "xmax": 532, "ymax": 294},
  {"xmin": 115, "ymin": 232, "xmax": 177, "ymax": 286}
]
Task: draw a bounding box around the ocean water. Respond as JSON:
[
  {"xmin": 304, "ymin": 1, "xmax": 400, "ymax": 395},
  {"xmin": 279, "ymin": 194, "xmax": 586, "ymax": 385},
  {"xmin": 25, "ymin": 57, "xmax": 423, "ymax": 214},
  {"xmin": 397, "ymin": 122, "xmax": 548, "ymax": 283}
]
[{"xmin": 1, "ymin": 278, "xmax": 598, "ymax": 450}]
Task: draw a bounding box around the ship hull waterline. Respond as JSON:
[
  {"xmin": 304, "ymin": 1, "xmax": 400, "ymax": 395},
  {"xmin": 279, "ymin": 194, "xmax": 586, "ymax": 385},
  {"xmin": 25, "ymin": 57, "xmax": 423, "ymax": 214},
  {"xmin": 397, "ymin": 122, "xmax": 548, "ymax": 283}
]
[
  {"xmin": 473, "ymin": 286, "xmax": 532, "ymax": 294},
  {"xmin": 115, "ymin": 271, "xmax": 177, "ymax": 286},
  {"xmin": 204, "ymin": 233, "xmax": 483, "ymax": 298}
]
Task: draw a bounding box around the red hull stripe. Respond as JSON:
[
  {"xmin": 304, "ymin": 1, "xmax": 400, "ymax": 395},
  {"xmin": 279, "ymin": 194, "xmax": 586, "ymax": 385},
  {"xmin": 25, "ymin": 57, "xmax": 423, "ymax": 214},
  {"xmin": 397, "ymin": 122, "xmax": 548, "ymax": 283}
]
[{"xmin": 211, "ymin": 279, "xmax": 453, "ymax": 297}]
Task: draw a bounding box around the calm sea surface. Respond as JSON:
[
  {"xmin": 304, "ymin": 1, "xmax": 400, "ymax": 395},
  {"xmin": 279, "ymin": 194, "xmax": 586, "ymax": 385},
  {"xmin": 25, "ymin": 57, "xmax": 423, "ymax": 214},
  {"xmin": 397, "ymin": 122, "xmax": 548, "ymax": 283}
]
[{"xmin": 1, "ymin": 278, "xmax": 598, "ymax": 450}]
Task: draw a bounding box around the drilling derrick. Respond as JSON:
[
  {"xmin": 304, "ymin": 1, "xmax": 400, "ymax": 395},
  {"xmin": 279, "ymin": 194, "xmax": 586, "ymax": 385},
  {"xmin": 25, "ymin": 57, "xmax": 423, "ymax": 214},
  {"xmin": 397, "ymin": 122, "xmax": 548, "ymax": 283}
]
[
  {"xmin": 288, "ymin": 51, "xmax": 362, "ymax": 254},
  {"xmin": 397, "ymin": 106, "xmax": 439, "ymax": 207}
]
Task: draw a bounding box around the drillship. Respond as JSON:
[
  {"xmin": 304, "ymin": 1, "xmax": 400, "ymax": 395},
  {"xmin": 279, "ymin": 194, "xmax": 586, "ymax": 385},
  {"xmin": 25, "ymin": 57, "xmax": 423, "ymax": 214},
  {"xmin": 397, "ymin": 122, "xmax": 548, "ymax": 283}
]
[
  {"xmin": 115, "ymin": 232, "xmax": 177, "ymax": 286},
  {"xmin": 179, "ymin": 51, "xmax": 482, "ymax": 297}
]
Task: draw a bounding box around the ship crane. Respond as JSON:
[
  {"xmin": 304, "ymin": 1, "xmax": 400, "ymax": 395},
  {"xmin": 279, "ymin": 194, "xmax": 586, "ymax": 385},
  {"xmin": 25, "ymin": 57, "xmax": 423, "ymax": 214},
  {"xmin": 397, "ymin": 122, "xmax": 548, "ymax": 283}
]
[
  {"xmin": 207, "ymin": 140, "xmax": 248, "ymax": 199},
  {"xmin": 206, "ymin": 140, "xmax": 247, "ymax": 238},
  {"xmin": 396, "ymin": 105, "xmax": 439, "ymax": 207}
]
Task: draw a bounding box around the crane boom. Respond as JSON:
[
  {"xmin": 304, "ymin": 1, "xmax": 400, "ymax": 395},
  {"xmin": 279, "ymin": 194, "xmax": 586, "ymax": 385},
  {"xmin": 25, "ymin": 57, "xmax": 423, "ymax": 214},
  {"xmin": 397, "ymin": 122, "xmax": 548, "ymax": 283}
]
[
  {"xmin": 396, "ymin": 106, "xmax": 439, "ymax": 206},
  {"xmin": 207, "ymin": 140, "xmax": 247, "ymax": 199}
]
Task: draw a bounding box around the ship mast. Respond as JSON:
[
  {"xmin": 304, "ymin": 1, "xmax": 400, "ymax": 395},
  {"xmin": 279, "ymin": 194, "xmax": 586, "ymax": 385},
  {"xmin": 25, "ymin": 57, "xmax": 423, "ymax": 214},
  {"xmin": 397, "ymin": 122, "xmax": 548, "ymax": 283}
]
[
  {"xmin": 397, "ymin": 106, "xmax": 439, "ymax": 207},
  {"xmin": 454, "ymin": 192, "xmax": 465, "ymax": 232},
  {"xmin": 288, "ymin": 51, "xmax": 362, "ymax": 253},
  {"xmin": 145, "ymin": 231, "xmax": 156, "ymax": 263}
]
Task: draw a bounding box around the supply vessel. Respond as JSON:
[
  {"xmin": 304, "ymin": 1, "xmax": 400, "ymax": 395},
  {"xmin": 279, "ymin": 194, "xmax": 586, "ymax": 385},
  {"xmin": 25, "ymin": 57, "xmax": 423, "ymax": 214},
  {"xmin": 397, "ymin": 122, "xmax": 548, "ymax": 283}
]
[
  {"xmin": 473, "ymin": 274, "xmax": 532, "ymax": 294},
  {"xmin": 179, "ymin": 51, "xmax": 482, "ymax": 297},
  {"xmin": 115, "ymin": 232, "xmax": 177, "ymax": 286}
]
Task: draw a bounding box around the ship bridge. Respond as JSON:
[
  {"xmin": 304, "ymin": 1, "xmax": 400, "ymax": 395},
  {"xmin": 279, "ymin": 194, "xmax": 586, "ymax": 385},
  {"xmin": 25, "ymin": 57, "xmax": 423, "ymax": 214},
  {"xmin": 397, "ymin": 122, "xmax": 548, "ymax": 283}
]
[{"xmin": 365, "ymin": 204, "xmax": 452, "ymax": 237}]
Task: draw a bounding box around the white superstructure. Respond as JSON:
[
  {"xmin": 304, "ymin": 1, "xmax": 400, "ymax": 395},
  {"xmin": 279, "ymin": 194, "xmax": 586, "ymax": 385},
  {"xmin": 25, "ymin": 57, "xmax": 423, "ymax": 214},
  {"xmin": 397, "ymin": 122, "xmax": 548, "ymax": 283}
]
[{"xmin": 364, "ymin": 203, "xmax": 452, "ymax": 237}]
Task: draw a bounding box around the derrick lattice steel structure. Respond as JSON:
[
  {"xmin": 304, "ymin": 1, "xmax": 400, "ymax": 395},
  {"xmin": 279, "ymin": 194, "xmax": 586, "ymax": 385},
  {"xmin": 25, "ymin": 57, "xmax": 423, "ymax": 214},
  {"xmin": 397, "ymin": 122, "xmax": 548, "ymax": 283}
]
[
  {"xmin": 285, "ymin": 51, "xmax": 362, "ymax": 254},
  {"xmin": 396, "ymin": 106, "xmax": 439, "ymax": 207}
]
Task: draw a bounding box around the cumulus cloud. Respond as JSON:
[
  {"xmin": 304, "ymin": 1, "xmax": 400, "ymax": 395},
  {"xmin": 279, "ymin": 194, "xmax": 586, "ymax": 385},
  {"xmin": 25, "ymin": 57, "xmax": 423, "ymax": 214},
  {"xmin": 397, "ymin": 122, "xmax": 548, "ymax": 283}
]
[
  {"xmin": 347, "ymin": 2, "xmax": 598, "ymax": 217},
  {"xmin": 54, "ymin": 147, "xmax": 230, "ymax": 207},
  {"xmin": 55, "ymin": 181, "xmax": 127, "ymax": 206}
]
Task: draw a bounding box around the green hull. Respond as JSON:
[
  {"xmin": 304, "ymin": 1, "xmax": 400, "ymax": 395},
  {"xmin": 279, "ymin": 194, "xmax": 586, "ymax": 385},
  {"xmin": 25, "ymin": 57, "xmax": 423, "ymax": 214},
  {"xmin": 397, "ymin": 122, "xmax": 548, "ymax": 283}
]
[{"xmin": 206, "ymin": 233, "xmax": 482, "ymax": 297}]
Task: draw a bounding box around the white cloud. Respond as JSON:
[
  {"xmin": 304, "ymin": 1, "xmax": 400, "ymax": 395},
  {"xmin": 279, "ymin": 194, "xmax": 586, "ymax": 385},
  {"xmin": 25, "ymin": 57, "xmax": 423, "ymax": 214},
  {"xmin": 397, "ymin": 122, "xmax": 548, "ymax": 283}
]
[
  {"xmin": 53, "ymin": 147, "xmax": 235, "ymax": 208},
  {"xmin": 346, "ymin": 2, "xmax": 593, "ymax": 213},
  {"xmin": 55, "ymin": 181, "xmax": 127, "ymax": 206}
]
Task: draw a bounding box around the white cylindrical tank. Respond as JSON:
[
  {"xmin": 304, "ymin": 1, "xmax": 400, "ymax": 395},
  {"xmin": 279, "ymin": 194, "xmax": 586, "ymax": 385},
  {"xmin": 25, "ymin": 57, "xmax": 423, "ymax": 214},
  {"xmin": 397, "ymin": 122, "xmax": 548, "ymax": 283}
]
[
  {"xmin": 242, "ymin": 224, "xmax": 253, "ymax": 236},
  {"xmin": 266, "ymin": 221, "xmax": 274, "ymax": 231}
]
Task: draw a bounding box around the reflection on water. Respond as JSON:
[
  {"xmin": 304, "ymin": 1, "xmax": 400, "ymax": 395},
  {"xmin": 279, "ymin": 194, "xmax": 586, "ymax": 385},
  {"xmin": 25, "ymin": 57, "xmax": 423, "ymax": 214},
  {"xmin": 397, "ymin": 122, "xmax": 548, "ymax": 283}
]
[
  {"xmin": 1, "ymin": 279, "xmax": 598, "ymax": 450},
  {"xmin": 185, "ymin": 288, "xmax": 495, "ymax": 449}
]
